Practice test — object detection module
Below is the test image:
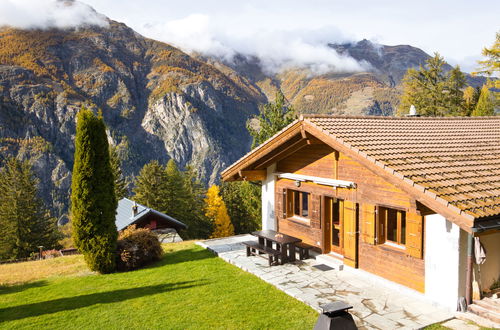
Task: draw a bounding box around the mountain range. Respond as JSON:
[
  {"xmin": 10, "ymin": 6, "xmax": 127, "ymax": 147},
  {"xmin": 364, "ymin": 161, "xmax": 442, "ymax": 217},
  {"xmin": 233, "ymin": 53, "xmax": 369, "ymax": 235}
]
[{"xmin": 0, "ymin": 14, "xmax": 485, "ymax": 218}]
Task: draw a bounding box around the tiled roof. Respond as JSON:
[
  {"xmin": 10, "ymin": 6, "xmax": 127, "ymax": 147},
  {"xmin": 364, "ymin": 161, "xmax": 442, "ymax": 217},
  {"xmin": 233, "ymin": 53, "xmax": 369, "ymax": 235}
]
[{"xmin": 305, "ymin": 115, "xmax": 500, "ymax": 219}]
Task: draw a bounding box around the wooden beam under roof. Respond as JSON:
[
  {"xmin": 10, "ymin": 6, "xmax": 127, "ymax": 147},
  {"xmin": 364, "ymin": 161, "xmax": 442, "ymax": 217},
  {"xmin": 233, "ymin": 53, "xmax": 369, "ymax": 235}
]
[{"xmin": 238, "ymin": 170, "xmax": 267, "ymax": 181}]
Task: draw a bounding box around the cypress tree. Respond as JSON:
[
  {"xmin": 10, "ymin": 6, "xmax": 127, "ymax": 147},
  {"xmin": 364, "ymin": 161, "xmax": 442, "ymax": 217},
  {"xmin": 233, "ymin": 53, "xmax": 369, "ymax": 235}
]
[
  {"xmin": 71, "ymin": 108, "xmax": 117, "ymax": 274},
  {"xmin": 0, "ymin": 158, "xmax": 59, "ymax": 260}
]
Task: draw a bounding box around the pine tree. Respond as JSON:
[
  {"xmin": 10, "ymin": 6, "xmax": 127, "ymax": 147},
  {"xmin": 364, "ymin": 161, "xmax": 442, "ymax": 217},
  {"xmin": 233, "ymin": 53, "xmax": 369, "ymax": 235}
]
[
  {"xmin": 472, "ymin": 85, "xmax": 495, "ymax": 116},
  {"xmin": 164, "ymin": 159, "xmax": 188, "ymax": 219},
  {"xmin": 398, "ymin": 53, "xmax": 468, "ymax": 116},
  {"xmin": 133, "ymin": 160, "xmax": 169, "ymax": 212},
  {"xmin": 110, "ymin": 146, "xmax": 128, "ymax": 200},
  {"xmin": 183, "ymin": 166, "xmax": 212, "ymax": 239},
  {"xmin": 205, "ymin": 185, "xmax": 234, "ymax": 238},
  {"xmin": 247, "ymin": 90, "xmax": 296, "ymax": 149},
  {"xmin": 0, "ymin": 158, "xmax": 59, "ymax": 260},
  {"xmin": 220, "ymin": 181, "xmax": 261, "ymax": 234},
  {"xmin": 71, "ymin": 108, "xmax": 117, "ymax": 274}
]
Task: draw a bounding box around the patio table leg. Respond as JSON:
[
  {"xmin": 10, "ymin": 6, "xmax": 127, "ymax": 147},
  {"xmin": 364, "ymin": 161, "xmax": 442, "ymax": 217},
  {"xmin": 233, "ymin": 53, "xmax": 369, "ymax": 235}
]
[
  {"xmin": 288, "ymin": 243, "xmax": 296, "ymax": 262},
  {"xmin": 258, "ymin": 237, "xmax": 264, "ymax": 255},
  {"xmin": 280, "ymin": 243, "xmax": 288, "ymax": 265}
]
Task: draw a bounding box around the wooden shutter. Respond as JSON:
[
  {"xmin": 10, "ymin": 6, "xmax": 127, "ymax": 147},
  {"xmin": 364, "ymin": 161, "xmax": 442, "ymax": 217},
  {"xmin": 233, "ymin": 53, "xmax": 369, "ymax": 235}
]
[
  {"xmin": 361, "ymin": 203, "xmax": 376, "ymax": 244},
  {"xmin": 376, "ymin": 206, "xmax": 386, "ymax": 245},
  {"xmin": 406, "ymin": 211, "xmax": 423, "ymax": 259},
  {"xmin": 343, "ymin": 200, "xmax": 358, "ymax": 268},
  {"xmin": 275, "ymin": 189, "xmax": 287, "ymax": 220},
  {"xmin": 310, "ymin": 194, "xmax": 321, "ymax": 229}
]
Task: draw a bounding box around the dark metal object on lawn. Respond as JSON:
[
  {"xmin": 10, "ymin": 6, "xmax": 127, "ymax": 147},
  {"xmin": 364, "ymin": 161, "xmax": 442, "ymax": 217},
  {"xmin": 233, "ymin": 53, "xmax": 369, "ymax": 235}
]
[{"xmin": 313, "ymin": 301, "xmax": 357, "ymax": 330}]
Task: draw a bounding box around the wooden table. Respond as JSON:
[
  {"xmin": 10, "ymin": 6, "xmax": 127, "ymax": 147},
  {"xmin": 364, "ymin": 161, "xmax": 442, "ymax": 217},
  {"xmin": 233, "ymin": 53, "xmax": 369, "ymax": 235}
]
[{"xmin": 251, "ymin": 230, "xmax": 302, "ymax": 264}]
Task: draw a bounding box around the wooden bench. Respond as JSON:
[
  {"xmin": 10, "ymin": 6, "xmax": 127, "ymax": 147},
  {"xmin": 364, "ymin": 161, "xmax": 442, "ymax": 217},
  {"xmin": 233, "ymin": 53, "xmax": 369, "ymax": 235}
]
[
  {"xmin": 295, "ymin": 242, "xmax": 311, "ymax": 260},
  {"xmin": 243, "ymin": 241, "xmax": 282, "ymax": 266}
]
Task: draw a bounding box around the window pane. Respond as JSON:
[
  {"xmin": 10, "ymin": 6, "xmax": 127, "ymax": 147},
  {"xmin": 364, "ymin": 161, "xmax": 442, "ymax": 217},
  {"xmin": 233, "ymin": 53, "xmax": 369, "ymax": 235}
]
[
  {"xmin": 400, "ymin": 212, "xmax": 406, "ymax": 245},
  {"xmin": 386, "ymin": 209, "xmax": 398, "ymax": 242},
  {"xmin": 302, "ymin": 192, "xmax": 309, "ymax": 217},
  {"xmin": 294, "ymin": 191, "xmax": 300, "ymax": 215}
]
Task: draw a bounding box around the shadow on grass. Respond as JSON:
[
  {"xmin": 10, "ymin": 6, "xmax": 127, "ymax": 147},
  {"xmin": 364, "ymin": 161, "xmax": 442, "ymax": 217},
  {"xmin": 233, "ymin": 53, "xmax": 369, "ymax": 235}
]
[
  {"xmin": 0, "ymin": 280, "xmax": 207, "ymax": 323},
  {"xmin": 147, "ymin": 248, "xmax": 216, "ymax": 269},
  {"xmin": 0, "ymin": 280, "xmax": 48, "ymax": 296}
]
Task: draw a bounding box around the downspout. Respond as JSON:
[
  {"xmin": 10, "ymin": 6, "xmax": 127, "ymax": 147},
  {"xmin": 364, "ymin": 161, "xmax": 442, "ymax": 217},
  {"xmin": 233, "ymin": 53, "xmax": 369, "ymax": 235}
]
[{"xmin": 465, "ymin": 233, "xmax": 474, "ymax": 305}]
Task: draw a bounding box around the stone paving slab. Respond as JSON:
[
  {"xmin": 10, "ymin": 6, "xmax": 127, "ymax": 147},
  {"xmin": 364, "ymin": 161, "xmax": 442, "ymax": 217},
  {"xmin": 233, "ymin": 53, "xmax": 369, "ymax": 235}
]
[{"xmin": 197, "ymin": 235, "xmax": 454, "ymax": 330}]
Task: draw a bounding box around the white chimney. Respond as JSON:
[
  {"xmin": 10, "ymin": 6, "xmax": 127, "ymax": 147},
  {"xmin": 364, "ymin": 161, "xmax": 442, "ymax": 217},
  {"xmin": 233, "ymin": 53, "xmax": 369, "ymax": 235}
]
[
  {"xmin": 132, "ymin": 202, "xmax": 138, "ymax": 216},
  {"xmin": 409, "ymin": 105, "xmax": 417, "ymax": 116}
]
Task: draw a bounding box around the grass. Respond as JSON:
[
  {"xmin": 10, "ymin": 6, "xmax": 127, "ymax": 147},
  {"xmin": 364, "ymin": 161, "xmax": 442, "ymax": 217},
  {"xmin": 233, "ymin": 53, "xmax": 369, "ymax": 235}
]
[{"xmin": 0, "ymin": 241, "xmax": 318, "ymax": 329}]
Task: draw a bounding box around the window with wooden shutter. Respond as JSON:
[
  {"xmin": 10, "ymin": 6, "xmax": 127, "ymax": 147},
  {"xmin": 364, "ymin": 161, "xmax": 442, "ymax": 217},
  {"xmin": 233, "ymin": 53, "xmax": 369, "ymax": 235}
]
[
  {"xmin": 310, "ymin": 194, "xmax": 321, "ymax": 229},
  {"xmin": 361, "ymin": 203, "xmax": 376, "ymax": 244},
  {"xmin": 406, "ymin": 211, "xmax": 423, "ymax": 259}
]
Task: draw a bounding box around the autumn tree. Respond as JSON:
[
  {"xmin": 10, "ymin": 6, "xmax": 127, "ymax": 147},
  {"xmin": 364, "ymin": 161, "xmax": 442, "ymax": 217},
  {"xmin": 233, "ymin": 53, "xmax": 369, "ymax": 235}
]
[
  {"xmin": 71, "ymin": 108, "xmax": 117, "ymax": 274},
  {"xmin": 463, "ymin": 86, "xmax": 481, "ymax": 115},
  {"xmin": 398, "ymin": 53, "xmax": 468, "ymax": 116},
  {"xmin": 247, "ymin": 90, "xmax": 295, "ymax": 149},
  {"xmin": 475, "ymin": 32, "xmax": 500, "ymax": 81},
  {"xmin": 205, "ymin": 185, "xmax": 234, "ymax": 238},
  {"xmin": 0, "ymin": 158, "xmax": 60, "ymax": 260},
  {"xmin": 471, "ymin": 85, "xmax": 495, "ymax": 116}
]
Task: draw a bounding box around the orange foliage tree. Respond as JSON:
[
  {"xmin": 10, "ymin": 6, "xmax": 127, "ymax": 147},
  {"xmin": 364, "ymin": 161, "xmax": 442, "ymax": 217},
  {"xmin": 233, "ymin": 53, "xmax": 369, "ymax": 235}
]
[{"xmin": 205, "ymin": 185, "xmax": 234, "ymax": 238}]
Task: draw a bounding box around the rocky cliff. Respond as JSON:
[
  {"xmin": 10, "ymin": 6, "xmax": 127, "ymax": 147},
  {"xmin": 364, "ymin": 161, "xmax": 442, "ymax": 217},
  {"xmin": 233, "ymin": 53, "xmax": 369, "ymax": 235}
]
[{"xmin": 0, "ymin": 21, "xmax": 264, "ymax": 217}]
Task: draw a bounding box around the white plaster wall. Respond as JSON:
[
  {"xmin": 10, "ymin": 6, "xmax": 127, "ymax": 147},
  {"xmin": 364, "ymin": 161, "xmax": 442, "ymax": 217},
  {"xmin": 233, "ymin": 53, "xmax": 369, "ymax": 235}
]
[
  {"xmin": 261, "ymin": 163, "xmax": 276, "ymax": 230},
  {"xmin": 478, "ymin": 232, "xmax": 500, "ymax": 291},
  {"xmin": 425, "ymin": 214, "xmax": 467, "ymax": 310}
]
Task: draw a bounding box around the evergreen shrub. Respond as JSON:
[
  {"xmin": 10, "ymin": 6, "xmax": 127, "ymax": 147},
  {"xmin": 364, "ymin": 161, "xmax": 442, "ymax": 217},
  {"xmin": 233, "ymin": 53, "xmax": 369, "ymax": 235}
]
[{"xmin": 116, "ymin": 225, "xmax": 163, "ymax": 271}]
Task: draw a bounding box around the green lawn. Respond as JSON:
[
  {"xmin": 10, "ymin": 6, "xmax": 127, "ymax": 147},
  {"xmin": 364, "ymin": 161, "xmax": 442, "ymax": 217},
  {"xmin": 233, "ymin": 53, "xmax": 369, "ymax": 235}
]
[{"xmin": 0, "ymin": 242, "xmax": 318, "ymax": 329}]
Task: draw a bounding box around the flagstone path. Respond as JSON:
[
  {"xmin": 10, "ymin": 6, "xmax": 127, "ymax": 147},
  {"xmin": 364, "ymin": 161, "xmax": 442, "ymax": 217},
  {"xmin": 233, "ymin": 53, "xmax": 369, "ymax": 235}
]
[{"xmin": 197, "ymin": 235, "xmax": 455, "ymax": 330}]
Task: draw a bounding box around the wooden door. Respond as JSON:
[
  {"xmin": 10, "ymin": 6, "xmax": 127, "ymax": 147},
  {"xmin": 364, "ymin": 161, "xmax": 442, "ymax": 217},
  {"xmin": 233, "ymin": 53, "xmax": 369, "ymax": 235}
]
[
  {"xmin": 343, "ymin": 200, "xmax": 358, "ymax": 268},
  {"xmin": 324, "ymin": 197, "xmax": 343, "ymax": 254}
]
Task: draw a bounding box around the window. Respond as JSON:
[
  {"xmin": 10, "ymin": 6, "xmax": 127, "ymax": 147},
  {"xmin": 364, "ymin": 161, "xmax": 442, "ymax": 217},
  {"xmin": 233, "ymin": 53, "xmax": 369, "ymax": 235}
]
[
  {"xmin": 287, "ymin": 190, "xmax": 310, "ymax": 219},
  {"xmin": 378, "ymin": 206, "xmax": 406, "ymax": 246}
]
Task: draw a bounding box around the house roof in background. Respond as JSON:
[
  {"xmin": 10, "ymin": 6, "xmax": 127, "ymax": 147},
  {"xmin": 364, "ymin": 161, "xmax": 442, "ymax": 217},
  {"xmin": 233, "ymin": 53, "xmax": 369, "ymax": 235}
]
[{"xmin": 116, "ymin": 198, "xmax": 187, "ymax": 231}]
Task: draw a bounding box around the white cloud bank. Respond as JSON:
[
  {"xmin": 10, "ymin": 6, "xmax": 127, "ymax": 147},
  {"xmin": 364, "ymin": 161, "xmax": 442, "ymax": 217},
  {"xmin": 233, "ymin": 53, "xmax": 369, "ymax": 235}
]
[
  {"xmin": 0, "ymin": 1, "xmax": 368, "ymax": 75},
  {"xmin": 0, "ymin": 0, "xmax": 108, "ymax": 30},
  {"xmin": 142, "ymin": 14, "xmax": 369, "ymax": 75}
]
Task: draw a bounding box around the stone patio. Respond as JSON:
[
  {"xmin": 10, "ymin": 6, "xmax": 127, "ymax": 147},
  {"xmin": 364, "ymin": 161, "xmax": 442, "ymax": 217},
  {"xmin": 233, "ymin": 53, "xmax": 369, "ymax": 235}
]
[{"xmin": 197, "ymin": 235, "xmax": 455, "ymax": 330}]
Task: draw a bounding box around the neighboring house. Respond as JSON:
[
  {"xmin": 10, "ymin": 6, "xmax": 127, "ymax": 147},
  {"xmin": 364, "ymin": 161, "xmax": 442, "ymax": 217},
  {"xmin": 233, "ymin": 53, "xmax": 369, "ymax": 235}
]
[
  {"xmin": 221, "ymin": 115, "xmax": 500, "ymax": 311},
  {"xmin": 116, "ymin": 198, "xmax": 187, "ymax": 237}
]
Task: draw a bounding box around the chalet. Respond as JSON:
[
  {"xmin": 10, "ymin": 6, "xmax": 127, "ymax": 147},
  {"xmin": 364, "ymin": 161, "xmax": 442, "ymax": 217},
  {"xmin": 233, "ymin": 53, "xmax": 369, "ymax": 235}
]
[
  {"xmin": 115, "ymin": 198, "xmax": 187, "ymax": 233},
  {"xmin": 221, "ymin": 115, "xmax": 500, "ymax": 311}
]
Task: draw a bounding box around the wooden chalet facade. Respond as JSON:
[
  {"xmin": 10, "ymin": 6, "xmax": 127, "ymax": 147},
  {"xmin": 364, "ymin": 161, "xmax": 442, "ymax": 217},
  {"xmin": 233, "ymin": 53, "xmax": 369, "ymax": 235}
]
[{"xmin": 221, "ymin": 115, "xmax": 500, "ymax": 310}]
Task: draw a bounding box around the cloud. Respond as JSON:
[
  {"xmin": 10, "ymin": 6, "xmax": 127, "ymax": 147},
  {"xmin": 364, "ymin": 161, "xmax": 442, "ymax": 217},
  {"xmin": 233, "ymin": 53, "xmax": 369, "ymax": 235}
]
[
  {"xmin": 140, "ymin": 14, "xmax": 369, "ymax": 75},
  {"xmin": 0, "ymin": 0, "xmax": 108, "ymax": 30}
]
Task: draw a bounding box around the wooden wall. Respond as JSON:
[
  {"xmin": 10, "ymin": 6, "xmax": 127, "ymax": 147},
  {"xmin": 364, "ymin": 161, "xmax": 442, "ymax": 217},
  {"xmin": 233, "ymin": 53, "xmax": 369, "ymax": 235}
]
[
  {"xmin": 358, "ymin": 242, "xmax": 425, "ymax": 292},
  {"xmin": 277, "ymin": 144, "xmax": 336, "ymax": 178},
  {"xmin": 275, "ymin": 141, "xmax": 426, "ymax": 292}
]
